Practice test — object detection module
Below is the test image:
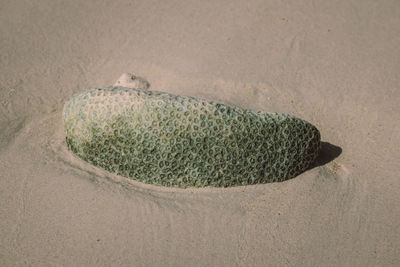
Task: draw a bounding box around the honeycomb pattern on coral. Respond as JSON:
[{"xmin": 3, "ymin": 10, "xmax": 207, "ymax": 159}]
[{"xmin": 63, "ymin": 86, "xmax": 321, "ymax": 188}]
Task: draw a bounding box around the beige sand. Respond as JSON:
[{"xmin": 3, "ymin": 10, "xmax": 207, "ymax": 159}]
[{"xmin": 1, "ymin": 0, "xmax": 399, "ymax": 266}]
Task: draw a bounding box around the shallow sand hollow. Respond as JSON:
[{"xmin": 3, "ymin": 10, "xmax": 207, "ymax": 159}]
[{"xmin": 1, "ymin": 0, "xmax": 400, "ymax": 266}]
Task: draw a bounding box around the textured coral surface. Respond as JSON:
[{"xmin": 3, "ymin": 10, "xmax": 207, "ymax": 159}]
[{"xmin": 63, "ymin": 86, "xmax": 321, "ymax": 187}]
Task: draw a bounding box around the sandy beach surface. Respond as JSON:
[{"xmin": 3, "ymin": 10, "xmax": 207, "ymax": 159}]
[{"xmin": 1, "ymin": 0, "xmax": 399, "ymax": 266}]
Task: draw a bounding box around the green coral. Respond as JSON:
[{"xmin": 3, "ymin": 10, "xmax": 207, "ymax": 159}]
[{"xmin": 63, "ymin": 86, "xmax": 321, "ymax": 188}]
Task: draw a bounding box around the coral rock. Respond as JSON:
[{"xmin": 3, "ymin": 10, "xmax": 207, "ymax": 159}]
[{"xmin": 63, "ymin": 86, "xmax": 321, "ymax": 188}]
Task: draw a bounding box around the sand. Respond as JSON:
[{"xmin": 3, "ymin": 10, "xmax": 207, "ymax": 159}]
[{"xmin": 1, "ymin": 0, "xmax": 399, "ymax": 266}]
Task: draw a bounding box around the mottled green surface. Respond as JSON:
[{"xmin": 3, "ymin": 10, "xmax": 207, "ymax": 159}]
[{"xmin": 63, "ymin": 86, "xmax": 321, "ymax": 188}]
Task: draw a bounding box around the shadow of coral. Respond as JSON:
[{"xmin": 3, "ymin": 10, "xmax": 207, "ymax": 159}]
[{"xmin": 308, "ymin": 141, "xmax": 342, "ymax": 170}]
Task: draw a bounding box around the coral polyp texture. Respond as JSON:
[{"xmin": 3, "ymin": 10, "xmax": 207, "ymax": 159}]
[{"xmin": 63, "ymin": 86, "xmax": 321, "ymax": 188}]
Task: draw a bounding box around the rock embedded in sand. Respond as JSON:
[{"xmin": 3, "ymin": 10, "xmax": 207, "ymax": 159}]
[
  {"xmin": 113, "ymin": 73, "xmax": 150, "ymax": 90},
  {"xmin": 63, "ymin": 86, "xmax": 321, "ymax": 188}
]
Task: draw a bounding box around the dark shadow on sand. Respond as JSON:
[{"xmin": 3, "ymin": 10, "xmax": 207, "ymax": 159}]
[{"xmin": 308, "ymin": 142, "xmax": 342, "ymax": 170}]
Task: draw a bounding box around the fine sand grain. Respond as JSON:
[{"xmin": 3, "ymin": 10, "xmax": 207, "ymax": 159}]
[{"xmin": 1, "ymin": 0, "xmax": 399, "ymax": 266}]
